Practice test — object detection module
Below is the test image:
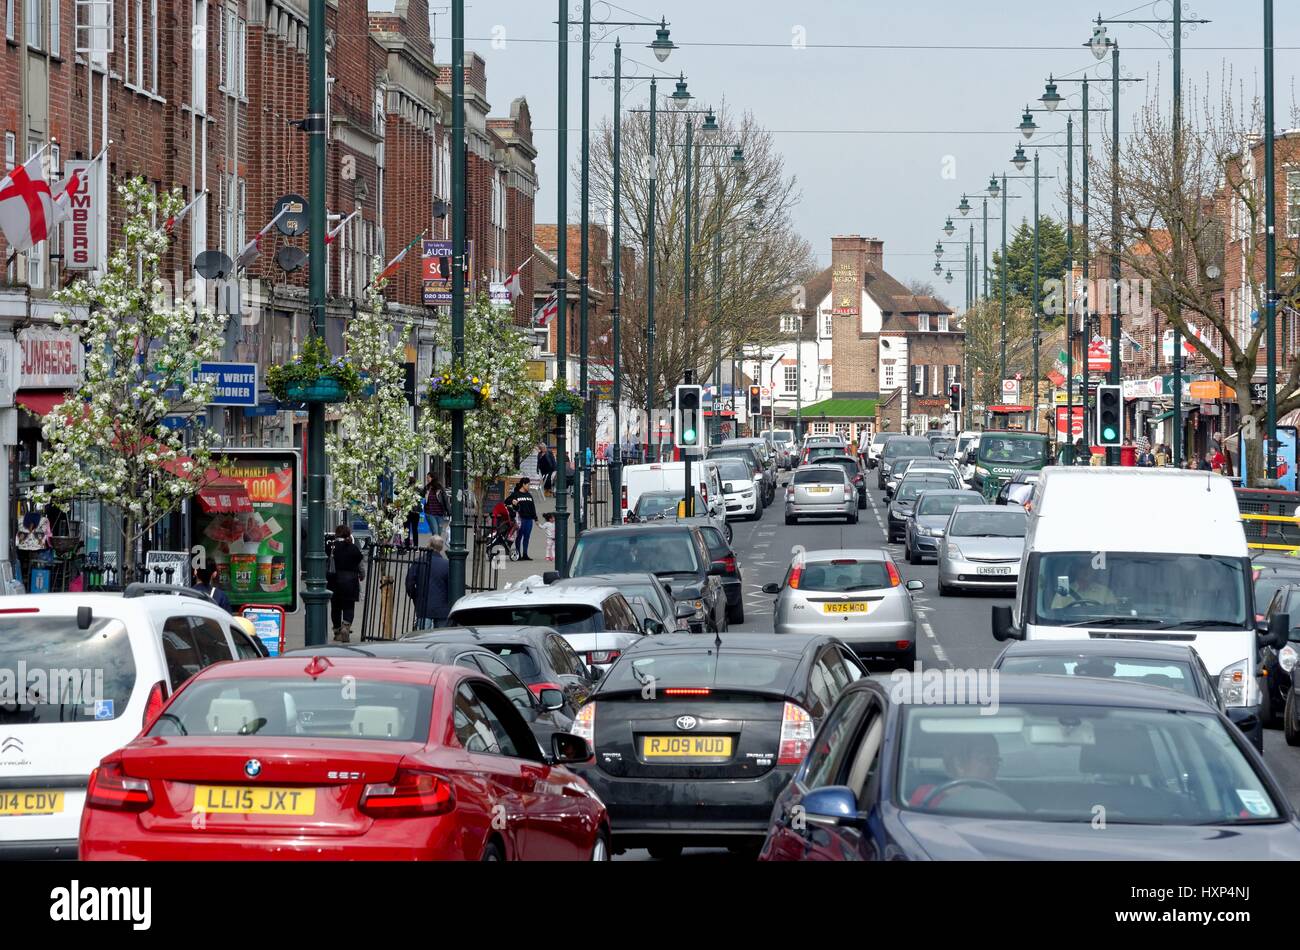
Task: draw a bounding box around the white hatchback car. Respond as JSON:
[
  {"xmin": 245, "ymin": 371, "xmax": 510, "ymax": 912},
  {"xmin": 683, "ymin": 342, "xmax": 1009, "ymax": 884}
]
[{"xmin": 0, "ymin": 589, "xmax": 263, "ymax": 858}]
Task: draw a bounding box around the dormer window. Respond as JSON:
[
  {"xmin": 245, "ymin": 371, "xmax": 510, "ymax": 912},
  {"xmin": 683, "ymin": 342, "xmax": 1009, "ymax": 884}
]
[
  {"xmin": 917, "ymin": 313, "xmax": 930, "ymax": 332},
  {"xmin": 937, "ymin": 314, "xmax": 949, "ymax": 332}
]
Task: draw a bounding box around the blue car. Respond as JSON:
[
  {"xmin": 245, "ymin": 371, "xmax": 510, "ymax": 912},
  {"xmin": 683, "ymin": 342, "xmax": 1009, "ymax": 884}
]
[{"xmin": 759, "ymin": 673, "xmax": 1300, "ymax": 860}]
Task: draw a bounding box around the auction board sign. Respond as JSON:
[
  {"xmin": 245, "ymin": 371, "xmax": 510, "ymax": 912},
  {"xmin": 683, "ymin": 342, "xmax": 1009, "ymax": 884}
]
[{"xmin": 191, "ymin": 450, "xmax": 300, "ymax": 612}]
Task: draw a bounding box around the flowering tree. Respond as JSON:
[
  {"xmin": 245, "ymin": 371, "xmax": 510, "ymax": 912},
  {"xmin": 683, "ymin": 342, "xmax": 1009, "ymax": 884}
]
[
  {"xmin": 326, "ymin": 287, "xmax": 428, "ymax": 540},
  {"xmin": 32, "ymin": 179, "xmax": 227, "ymax": 562},
  {"xmin": 427, "ymin": 296, "xmax": 539, "ymax": 509}
]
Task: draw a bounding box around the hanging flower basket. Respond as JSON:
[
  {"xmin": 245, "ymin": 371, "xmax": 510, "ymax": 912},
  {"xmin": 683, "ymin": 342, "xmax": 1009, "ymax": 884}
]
[
  {"xmin": 267, "ymin": 336, "xmax": 363, "ymax": 404},
  {"xmin": 539, "ymin": 380, "xmax": 584, "ymax": 419},
  {"xmin": 554, "ymin": 396, "xmax": 580, "ymax": 415},
  {"xmin": 428, "ymin": 365, "xmax": 491, "ymax": 412}
]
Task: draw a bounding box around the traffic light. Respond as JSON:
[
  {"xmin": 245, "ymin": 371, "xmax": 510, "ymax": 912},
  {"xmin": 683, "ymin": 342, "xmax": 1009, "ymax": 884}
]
[
  {"xmin": 949, "ymin": 383, "xmax": 962, "ymax": 413},
  {"xmin": 1096, "ymin": 384, "xmax": 1123, "ymax": 447},
  {"xmin": 748, "ymin": 385, "xmax": 762, "ymax": 417},
  {"xmin": 675, "ymin": 384, "xmax": 703, "ymax": 450}
]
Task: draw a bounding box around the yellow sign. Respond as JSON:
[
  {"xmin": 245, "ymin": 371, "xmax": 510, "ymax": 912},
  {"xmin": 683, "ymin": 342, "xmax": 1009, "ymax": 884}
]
[
  {"xmin": 525, "ymin": 360, "xmax": 547, "ymax": 382},
  {"xmin": 1189, "ymin": 380, "xmax": 1230, "ymax": 401},
  {"xmin": 642, "ymin": 736, "xmax": 733, "ymax": 758}
]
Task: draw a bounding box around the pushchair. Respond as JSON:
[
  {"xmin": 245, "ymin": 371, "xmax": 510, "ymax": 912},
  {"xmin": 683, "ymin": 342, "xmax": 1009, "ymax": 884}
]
[{"xmin": 480, "ymin": 502, "xmax": 520, "ymax": 562}]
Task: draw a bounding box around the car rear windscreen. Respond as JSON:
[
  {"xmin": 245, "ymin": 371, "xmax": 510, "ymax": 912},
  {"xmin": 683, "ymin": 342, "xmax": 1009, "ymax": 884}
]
[
  {"xmin": 798, "ymin": 559, "xmax": 892, "ymax": 592},
  {"xmin": 148, "ymin": 677, "xmax": 433, "ymax": 741},
  {"xmin": 897, "ymin": 479, "xmax": 950, "ymax": 501},
  {"xmin": 917, "ymin": 493, "xmax": 982, "ymax": 516},
  {"xmin": 604, "ymin": 652, "xmax": 799, "ymax": 693},
  {"xmin": 451, "ymin": 605, "xmax": 600, "ymax": 633},
  {"xmin": 0, "ymin": 617, "xmax": 136, "ymax": 724},
  {"xmin": 794, "ymin": 468, "xmax": 846, "ymax": 485},
  {"xmin": 997, "ymin": 655, "xmax": 1198, "ymax": 697},
  {"xmin": 570, "ymin": 531, "xmax": 702, "ymax": 576},
  {"xmin": 884, "ymin": 439, "xmax": 932, "ymax": 458}
]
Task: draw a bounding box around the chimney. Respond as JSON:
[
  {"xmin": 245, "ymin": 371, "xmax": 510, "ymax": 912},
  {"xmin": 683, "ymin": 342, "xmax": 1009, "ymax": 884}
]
[{"xmin": 865, "ymin": 238, "xmax": 884, "ymax": 271}]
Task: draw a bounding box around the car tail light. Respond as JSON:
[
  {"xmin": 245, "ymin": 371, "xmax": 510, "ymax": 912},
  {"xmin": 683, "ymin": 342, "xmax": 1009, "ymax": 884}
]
[
  {"xmin": 360, "ymin": 769, "xmax": 455, "ymax": 818},
  {"xmin": 587, "ymin": 651, "xmax": 620, "ymax": 664},
  {"xmin": 141, "ymin": 680, "xmax": 168, "ymax": 732},
  {"xmin": 621, "ymin": 484, "xmax": 628, "ymax": 522},
  {"xmin": 85, "ymin": 761, "xmax": 153, "ymax": 812},
  {"xmin": 896, "ymin": 640, "xmax": 911, "ymax": 651},
  {"xmin": 700, "ymin": 483, "xmax": 709, "ymax": 506},
  {"xmin": 788, "ymin": 563, "xmax": 803, "ymax": 589},
  {"xmin": 664, "ymin": 687, "xmax": 710, "ymax": 696},
  {"xmin": 844, "ymin": 483, "xmax": 854, "ymax": 499},
  {"xmin": 527, "ymin": 681, "xmax": 566, "ymax": 698},
  {"xmin": 886, "ymin": 561, "xmax": 901, "ymax": 587},
  {"xmin": 713, "ymin": 555, "xmax": 736, "ymax": 575},
  {"xmin": 777, "ymin": 702, "xmax": 815, "ymax": 765},
  {"xmin": 572, "ymin": 702, "xmax": 596, "ymax": 743}
]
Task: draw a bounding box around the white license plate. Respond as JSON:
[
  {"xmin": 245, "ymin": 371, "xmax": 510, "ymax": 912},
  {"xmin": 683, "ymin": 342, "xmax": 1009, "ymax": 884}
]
[{"xmin": 976, "ymin": 566, "xmax": 1013, "ymax": 576}]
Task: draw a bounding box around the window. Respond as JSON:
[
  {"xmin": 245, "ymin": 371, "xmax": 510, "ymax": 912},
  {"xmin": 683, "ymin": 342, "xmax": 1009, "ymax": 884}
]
[
  {"xmin": 937, "ymin": 313, "xmax": 949, "ymax": 332},
  {"xmin": 812, "ymin": 421, "xmax": 830, "ymax": 435},
  {"xmin": 917, "ymin": 313, "xmax": 930, "ymax": 332},
  {"xmin": 1288, "ymin": 171, "xmax": 1300, "ymax": 239},
  {"xmin": 149, "ymin": 0, "xmax": 158, "ymax": 92},
  {"xmin": 192, "ymin": 0, "xmax": 207, "ymax": 112},
  {"xmin": 780, "ymin": 314, "xmax": 800, "ymax": 334},
  {"xmin": 47, "ymin": 0, "xmax": 57, "ymax": 55},
  {"xmin": 882, "ymin": 359, "xmax": 897, "ymax": 389},
  {"xmin": 468, "ymin": 683, "xmax": 528, "ymax": 758},
  {"xmin": 25, "ymin": 0, "xmax": 41, "ymax": 48},
  {"xmin": 945, "ymin": 364, "xmax": 958, "ymax": 392},
  {"xmin": 931, "ymin": 365, "xmax": 941, "ymax": 395},
  {"xmin": 783, "ymin": 364, "xmax": 798, "ymax": 393},
  {"xmin": 819, "ymin": 363, "xmax": 831, "ymax": 391},
  {"xmin": 4, "ymin": 132, "xmax": 14, "ymax": 172},
  {"xmin": 231, "ymin": 628, "xmax": 264, "ymax": 659},
  {"xmin": 471, "ymin": 654, "xmax": 534, "ymax": 711},
  {"xmin": 836, "ymin": 422, "xmax": 851, "ymax": 442},
  {"xmin": 802, "ymin": 692, "xmax": 870, "ymax": 789},
  {"xmin": 453, "ymin": 684, "xmax": 499, "ymax": 753},
  {"xmin": 601, "ymin": 595, "xmax": 639, "ymax": 633},
  {"xmin": 822, "ymin": 313, "xmax": 832, "ymax": 338},
  {"xmin": 161, "ymin": 616, "xmax": 202, "ymax": 688},
  {"xmin": 911, "ymin": 364, "xmax": 924, "ymax": 396},
  {"xmin": 5, "ymin": 0, "xmax": 13, "ymax": 42}
]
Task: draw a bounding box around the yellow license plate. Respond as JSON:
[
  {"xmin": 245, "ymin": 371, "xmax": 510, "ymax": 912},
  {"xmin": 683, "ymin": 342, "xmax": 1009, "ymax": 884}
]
[
  {"xmin": 823, "ymin": 602, "xmax": 872, "ymax": 614},
  {"xmin": 807, "ymin": 487, "xmax": 832, "ymax": 494},
  {"xmin": 193, "ymin": 786, "xmax": 317, "ymax": 816},
  {"xmin": 642, "ymin": 736, "xmax": 733, "ymax": 758},
  {"xmin": 0, "ymin": 790, "xmax": 64, "ymax": 816}
]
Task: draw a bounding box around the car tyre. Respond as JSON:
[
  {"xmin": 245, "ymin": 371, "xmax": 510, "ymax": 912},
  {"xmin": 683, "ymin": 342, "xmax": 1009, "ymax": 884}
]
[
  {"xmin": 896, "ymin": 647, "xmax": 916, "ymax": 670},
  {"xmin": 726, "ymin": 840, "xmax": 762, "ymax": 860},
  {"xmin": 1286, "ymin": 689, "xmax": 1300, "ymax": 747},
  {"xmin": 727, "ymin": 600, "xmax": 745, "ymax": 625},
  {"xmin": 848, "ymin": 511, "xmax": 859, "ymax": 525},
  {"xmin": 591, "ymin": 831, "xmax": 611, "ymax": 861},
  {"xmin": 481, "ymin": 840, "xmax": 505, "ymax": 862},
  {"xmin": 785, "ymin": 514, "xmax": 796, "ymax": 526},
  {"xmin": 648, "ymin": 843, "xmax": 683, "ymax": 861},
  {"xmin": 908, "ymin": 545, "xmax": 921, "ymax": 566},
  {"xmin": 938, "ymin": 581, "xmax": 954, "ymax": 596}
]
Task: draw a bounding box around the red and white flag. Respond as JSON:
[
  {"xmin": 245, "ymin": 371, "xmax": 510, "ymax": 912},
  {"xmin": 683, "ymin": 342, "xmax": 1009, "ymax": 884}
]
[
  {"xmin": 533, "ymin": 291, "xmax": 559, "ymax": 327},
  {"xmin": 326, "ymin": 209, "xmax": 360, "ymax": 246},
  {"xmin": 0, "ymin": 152, "xmax": 56, "ymax": 252},
  {"xmin": 164, "ymin": 188, "xmax": 204, "ymax": 234},
  {"xmin": 505, "ymin": 256, "xmax": 531, "ymax": 301},
  {"xmin": 235, "ymin": 205, "xmax": 290, "ymax": 272}
]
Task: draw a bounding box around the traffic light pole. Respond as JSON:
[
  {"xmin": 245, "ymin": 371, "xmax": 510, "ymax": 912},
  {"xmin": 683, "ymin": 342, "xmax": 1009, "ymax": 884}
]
[{"xmin": 681, "ymin": 373, "xmax": 696, "ymax": 515}]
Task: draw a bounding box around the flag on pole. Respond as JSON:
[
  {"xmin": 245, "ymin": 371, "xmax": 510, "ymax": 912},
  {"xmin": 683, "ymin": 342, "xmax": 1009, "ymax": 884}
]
[
  {"xmin": 533, "ymin": 292, "xmax": 559, "ymax": 327},
  {"xmin": 373, "ymin": 232, "xmax": 425, "ymax": 285},
  {"xmin": 504, "ymin": 256, "xmax": 531, "ymax": 301},
  {"xmin": 234, "ymin": 205, "xmax": 290, "ymax": 272},
  {"xmin": 325, "ymin": 209, "xmax": 360, "ymax": 246},
  {"xmin": 164, "ymin": 188, "xmax": 205, "ymax": 234},
  {"xmin": 0, "ymin": 151, "xmax": 56, "ymax": 252}
]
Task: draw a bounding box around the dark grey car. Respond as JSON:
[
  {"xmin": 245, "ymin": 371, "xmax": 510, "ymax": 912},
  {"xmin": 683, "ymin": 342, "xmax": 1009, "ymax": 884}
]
[{"xmin": 903, "ymin": 489, "xmax": 985, "ymax": 564}]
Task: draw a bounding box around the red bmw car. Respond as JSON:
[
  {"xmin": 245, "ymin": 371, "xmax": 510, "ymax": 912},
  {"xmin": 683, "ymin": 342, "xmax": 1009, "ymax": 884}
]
[{"xmin": 79, "ymin": 656, "xmax": 609, "ymax": 860}]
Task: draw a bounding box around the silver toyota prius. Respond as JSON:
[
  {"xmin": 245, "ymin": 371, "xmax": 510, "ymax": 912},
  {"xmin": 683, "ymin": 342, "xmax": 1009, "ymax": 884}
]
[
  {"xmin": 763, "ymin": 549, "xmax": 924, "ymax": 667},
  {"xmin": 937, "ymin": 505, "xmax": 1028, "ymax": 596}
]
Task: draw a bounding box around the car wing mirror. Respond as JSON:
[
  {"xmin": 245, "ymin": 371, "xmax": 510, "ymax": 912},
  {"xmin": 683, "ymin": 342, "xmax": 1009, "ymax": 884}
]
[
  {"xmin": 1267, "ymin": 612, "xmax": 1291, "ymax": 650},
  {"xmin": 799, "ymin": 786, "xmax": 866, "ymax": 828},
  {"xmin": 992, "ymin": 604, "xmax": 1024, "ymax": 642},
  {"xmin": 906, "ymin": 580, "xmax": 924, "ymax": 591},
  {"xmin": 538, "ymin": 688, "xmax": 566, "ymax": 711},
  {"xmin": 675, "ymin": 602, "xmax": 697, "ymax": 619},
  {"xmin": 549, "ymin": 731, "xmax": 593, "ymax": 765},
  {"xmin": 762, "ymin": 582, "xmax": 781, "ymax": 594}
]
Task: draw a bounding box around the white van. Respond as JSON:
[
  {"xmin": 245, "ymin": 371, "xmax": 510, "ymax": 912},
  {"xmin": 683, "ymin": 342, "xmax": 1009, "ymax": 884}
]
[
  {"xmin": 0, "ymin": 590, "xmax": 263, "ymax": 858},
  {"xmin": 992, "ymin": 467, "xmax": 1285, "ymax": 750},
  {"xmin": 619, "ymin": 460, "xmax": 725, "ymax": 524}
]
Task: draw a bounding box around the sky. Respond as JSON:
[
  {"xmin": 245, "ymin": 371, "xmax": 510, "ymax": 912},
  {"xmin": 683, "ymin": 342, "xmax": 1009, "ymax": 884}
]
[{"xmin": 368, "ymin": 0, "xmax": 1300, "ymax": 299}]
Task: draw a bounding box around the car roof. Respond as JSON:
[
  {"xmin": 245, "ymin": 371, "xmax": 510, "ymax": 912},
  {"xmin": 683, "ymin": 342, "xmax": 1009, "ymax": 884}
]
[
  {"xmin": 451, "ymin": 582, "xmax": 623, "ymax": 609},
  {"xmin": 952, "ymin": 503, "xmax": 1020, "ymax": 514},
  {"xmin": 916, "ymin": 489, "xmax": 982, "ymax": 498},
  {"xmin": 574, "ymin": 523, "xmax": 697, "ymax": 538},
  {"xmin": 880, "ymin": 671, "xmax": 1212, "ymax": 711},
  {"xmin": 797, "ymin": 548, "xmax": 887, "ymax": 562},
  {"xmin": 0, "ymin": 592, "xmax": 226, "ymax": 618},
  {"xmin": 554, "ymin": 572, "xmax": 665, "ymax": 588},
  {"xmin": 402, "ymin": 624, "xmax": 556, "ymax": 646},
  {"xmin": 997, "ymin": 639, "xmax": 1200, "ymax": 663},
  {"xmin": 185, "ymin": 655, "xmax": 442, "ymax": 685},
  {"xmin": 622, "ymin": 631, "xmax": 829, "ymax": 659},
  {"xmin": 284, "ymin": 641, "xmax": 493, "ymax": 662}
]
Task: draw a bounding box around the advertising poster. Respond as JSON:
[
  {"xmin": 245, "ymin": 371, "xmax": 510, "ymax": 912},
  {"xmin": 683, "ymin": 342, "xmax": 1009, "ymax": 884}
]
[
  {"xmin": 1279, "ymin": 426, "xmax": 1297, "ymax": 492},
  {"xmin": 191, "ymin": 451, "xmax": 299, "ymax": 612}
]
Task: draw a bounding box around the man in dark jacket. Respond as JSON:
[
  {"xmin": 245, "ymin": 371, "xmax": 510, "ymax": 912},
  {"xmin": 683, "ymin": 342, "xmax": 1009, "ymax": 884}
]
[
  {"xmin": 192, "ymin": 566, "xmax": 233, "ymax": 612},
  {"xmin": 405, "ymin": 535, "xmax": 451, "ymax": 630}
]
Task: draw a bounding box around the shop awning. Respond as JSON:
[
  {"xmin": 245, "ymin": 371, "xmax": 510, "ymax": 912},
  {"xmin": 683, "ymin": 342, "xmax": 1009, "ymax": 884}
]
[
  {"xmin": 196, "ymin": 476, "xmax": 253, "ymax": 514},
  {"xmin": 15, "ymin": 391, "xmax": 67, "ymax": 417}
]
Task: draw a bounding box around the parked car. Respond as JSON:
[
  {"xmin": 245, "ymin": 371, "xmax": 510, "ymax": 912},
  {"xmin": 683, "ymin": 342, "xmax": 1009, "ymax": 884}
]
[
  {"xmin": 903, "ymin": 489, "xmax": 985, "ymax": 564},
  {"xmin": 764, "ymin": 549, "xmax": 923, "ymax": 667},
  {"xmin": 759, "ymin": 674, "xmax": 1300, "ymax": 860},
  {"xmin": 711, "ymin": 455, "xmax": 762, "ymax": 521},
  {"xmin": 79, "ymin": 657, "xmax": 609, "ymax": 860},
  {"xmin": 570, "ymin": 633, "xmax": 865, "ymax": 858},
  {"xmin": 0, "ymin": 590, "xmax": 263, "ymax": 859},
  {"xmin": 402, "ymin": 624, "xmax": 601, "ymax": 715},
  {"xmin": 761, "ymin": 429, "xmax": 797, "ymax": 470},
  {"xmin": 884, "ymin": 458, "xmax": 962, "ymax": 499},
  {"xmin": 446, "ymin": 582, "xmax": 646, "ymax": 670},
  {"xmin": 785, "ymin": 465, "xmax": 858, "ymax": 526},
  {"xmin": 877, "ymin": 436, "xmax": 934, "ymax": 490},
  {"xmin": 721, "ymin": 438, "xmax": 779, "ymax": 496},
  {"xmin": 563, "ymin": 524, "xmax": 729, "ymax": 633},
  {"xmin": 887, "ymin": 474, "xmax": 960, "ymax": 542},
  {"xmin": 937, "ymin": 504, "xmax": 1027, "ymax": 595},
  {"xmin": 286, "ymin": 638, "xmax": 575, "ymax": 745}
]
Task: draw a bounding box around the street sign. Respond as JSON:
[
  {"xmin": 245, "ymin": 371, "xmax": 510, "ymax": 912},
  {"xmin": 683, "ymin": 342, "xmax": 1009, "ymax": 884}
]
[
  {"xmin": 195, "ymin": 362, "xmax": 258, "ymax": 407},
  {"xmin": 422, "ymin": 240, "xmax": 474, "ymax": 305},
  {"xmin": 1000, "ymin": 379, "xmax": 1020, "ymax": 404},
  {"xmin": 1086, "ymin": 340, "xmax": 1110, "ymax": 372},
  {"xmin": 525, "ymin": 360, "xmax": 547, "ymax": 382},
  {"xmin": 489, "ymin": 282, "xmax": 512, "ymax": 309},
  {"xmin": 1055, "ymin": 406, "xmax": 1086, "ymax": 441}
]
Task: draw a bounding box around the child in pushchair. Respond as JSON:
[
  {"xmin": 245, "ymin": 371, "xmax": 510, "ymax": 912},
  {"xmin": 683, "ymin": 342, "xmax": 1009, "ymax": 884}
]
[{"xmin": 483, "ymin": 499, "xmax": 519, "ymax": 562}]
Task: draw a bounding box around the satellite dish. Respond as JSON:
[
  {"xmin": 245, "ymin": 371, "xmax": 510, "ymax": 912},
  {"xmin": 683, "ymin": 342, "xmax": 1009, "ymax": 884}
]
[
  {"xmin": 273, "ymin": 193, "xmax": 310, "ymax": 237},
  {"xmin": 276, "ymin": 246, "xmax": 308, "ymax": 273},
  {"xmin": 193, "ymin": 250, "xmax": 234, "ymax": 280}
]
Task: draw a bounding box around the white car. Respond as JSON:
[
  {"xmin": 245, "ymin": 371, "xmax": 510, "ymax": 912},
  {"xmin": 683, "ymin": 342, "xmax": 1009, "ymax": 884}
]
[
  {"xmin": 710, "ymin": 455, "xmax": 762, "ymax": 520},
  {"xmin": 0, "ymin": 589, "xmax": 264, "ymax": 859}
]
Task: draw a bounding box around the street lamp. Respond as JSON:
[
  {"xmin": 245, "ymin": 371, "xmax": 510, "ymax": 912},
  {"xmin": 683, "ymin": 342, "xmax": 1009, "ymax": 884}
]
[
  {"xmin": 945, "ymin": 270, "xmax": 954, "ymax": 284},
  {"xmin": 933, "ymin": 241, "xmax": 944, "ymax": 260},
  {"xmin": 958, "ymin": 196, "xmax": 971, "ymax": 216},
  {"xmin": 671, "ymin": 74, "xmax": 692, "ymax": 109},
  {"xmin": 933, "ymin": 261, "xmax": 942, "ymax": 276},
  {"xmin": 1089, "ymin": 24, "xmax": 1111, "ymax": 60},
  {"xmin": 1011, "ymin": 144, "xmax": 1028, "ymax": 171},
  {"xmin": 943, "ymin": 217, "xmax": 955, "ymax": 237},
  {"xmin": 701, "ymin": 108, "xmax": 719, "ymax": 138},
  {"xmin": 649, "ymin": 17, "xmax": 674, "ymax": 61},
  {"xmin": 730, "ymin": 145, "xmax": 744, "ymax": 168},
  {"xmin": 1041, "ymin": 78, "xmax": 1062, "ymax": 112},
  {"xmin": 1018, "ymin": 106, "xmax": 1038, "ymax": 139},
  {"xmin": 987, "ymin": 175, "xmax": 1001, "ymax": 199}
]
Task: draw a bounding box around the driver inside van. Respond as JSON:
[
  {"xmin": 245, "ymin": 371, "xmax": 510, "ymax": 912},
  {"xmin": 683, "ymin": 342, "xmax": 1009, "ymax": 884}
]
[{"xmin": 1049, "ymin": 559, "xmax": 1118, "ymax": 611}]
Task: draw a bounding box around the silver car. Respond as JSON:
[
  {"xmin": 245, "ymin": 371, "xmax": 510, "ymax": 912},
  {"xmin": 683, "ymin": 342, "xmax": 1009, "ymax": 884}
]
[
  {"xmin": 885, "ymin": 458, "xmax": 963, "ymax": 498},
  {"xmin": 762, "ymin": 549, "xmax": 924, "ymax": 666},
  {"xmin": 937, "ymin": 504, "xmax": 1028, "ymax": 595},
  {"xmin": 785, "ymin": 465, "xmax": 858, "ymax": 525}
]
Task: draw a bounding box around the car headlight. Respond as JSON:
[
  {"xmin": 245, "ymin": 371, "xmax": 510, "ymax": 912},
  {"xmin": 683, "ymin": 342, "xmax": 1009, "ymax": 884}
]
[
  {"xmin": 920, "ymin": 526, "xmax": 943, "ymax": 537},
  {"xmin": 741, "ymin": 489, "xmax": 755, "ymax": 498},
  {"xmin": 946, "ymin": 542, "xmax": 964, "ymax": 559},
  {"xmin": 1281, "ymin": 644, "xmax": 1298, "ymax": 673},
  {"xmin": 975, "ymin": 466, "xmax": 989, "ymax": 478},
  {"xmin": 1219, "ymin": 659, "xmax": 1259, "ymax": 707}
]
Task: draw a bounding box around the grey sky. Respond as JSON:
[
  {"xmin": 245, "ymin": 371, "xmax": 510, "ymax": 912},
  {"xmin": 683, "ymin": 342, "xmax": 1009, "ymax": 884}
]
[{"xmin": 369, "ymin": 1, "xmax": 1298, "ymax": 297}]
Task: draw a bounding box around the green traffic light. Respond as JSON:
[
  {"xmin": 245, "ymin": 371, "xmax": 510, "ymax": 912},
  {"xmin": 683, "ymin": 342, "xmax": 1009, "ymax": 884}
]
[
  {"xmin": 1103, "ymin": 427, "xmax": 1117, "ymax": 441},
  {"xmin": 684, "ymin": 428, "xmax": 697, "ymax": 442}
]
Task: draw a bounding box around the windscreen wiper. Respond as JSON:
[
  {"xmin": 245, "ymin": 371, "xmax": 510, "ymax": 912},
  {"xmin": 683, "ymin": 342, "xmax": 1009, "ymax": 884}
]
[
  {"xmin": 1157, "ymin": 619, "xmax": 1246, "ymax": 630},
  {"xmin": 1064, "ymin": 616, "xmax": 1162, "ymax": 628}
]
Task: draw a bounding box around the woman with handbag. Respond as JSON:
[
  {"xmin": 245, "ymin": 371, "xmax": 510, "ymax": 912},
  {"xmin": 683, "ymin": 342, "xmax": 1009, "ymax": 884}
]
[{"xmin": 327, "ymin": 524, "xmax": 364, "ymax": 642}]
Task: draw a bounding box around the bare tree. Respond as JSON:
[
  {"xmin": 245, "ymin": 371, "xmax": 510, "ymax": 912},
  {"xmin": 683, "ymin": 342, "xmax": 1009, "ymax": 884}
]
[
  {"xmin": 962, "ymin": 298, "xmax": 1036, "ymax": 410},
  {"xmin": 1088, "ymin": 82, "xmax": 1300, "ymax": 477},
  {"xmin": 588, "ymin": 104, "xmax": 815, "ymax": 407}
]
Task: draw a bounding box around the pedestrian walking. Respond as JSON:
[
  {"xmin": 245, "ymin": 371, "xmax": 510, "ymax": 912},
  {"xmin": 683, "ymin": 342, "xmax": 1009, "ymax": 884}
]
[
  {"xmin": 405, "ymin": 535, "xmax": 451, "ymax": 630},
  {"xmin": 508, "ymin": 477, "xmax": 538, "ymax": 561},
  {"xmin": 425, "ymin": 475, "xmax": 450, "ymax": 539},
  {"xmin": 405, "ymin": 477, "xmax": 423, "ymax": 546},
  {"xmin": 326, "ymin": 524, "xmax": 364, "ymax": 643},
  {"xmin": 191, "ymin": 565, "xmax": 233, "ymax": 612},
  {"xmin": 537, "ymin": 442, "xmax": 557, "ymax": 497},
  {"xmin": 542, "ymin": 512, "xmax": 556, "ymax": 561}
]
